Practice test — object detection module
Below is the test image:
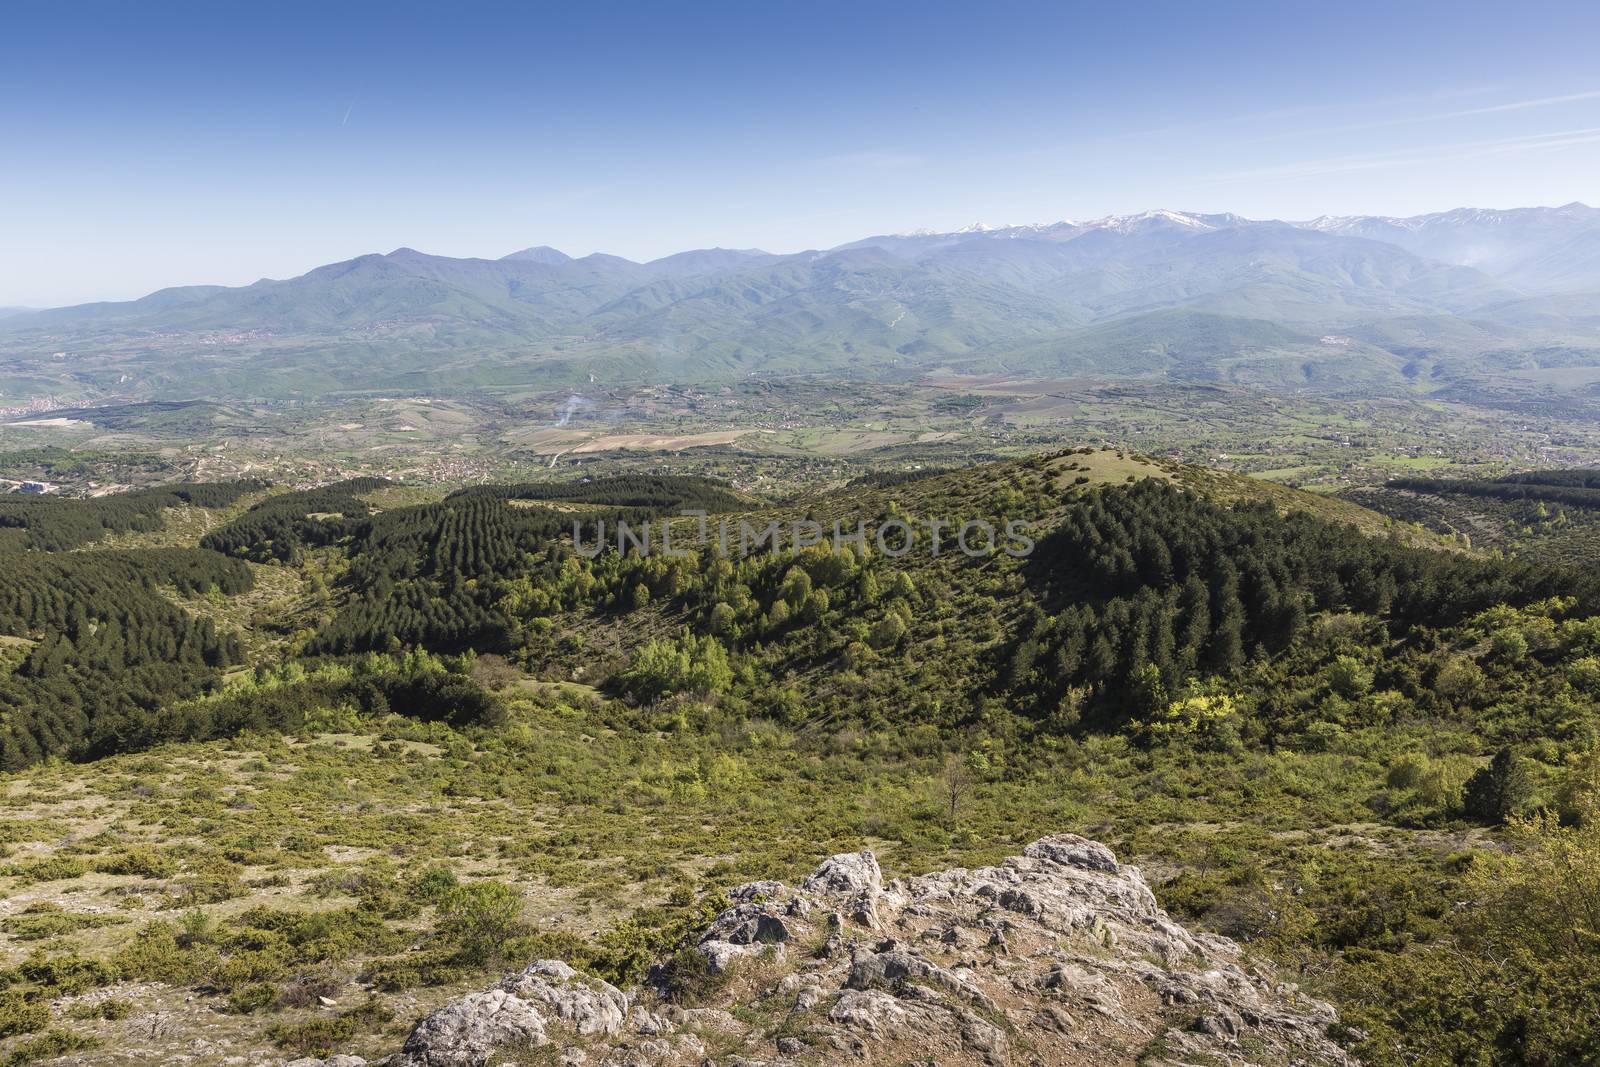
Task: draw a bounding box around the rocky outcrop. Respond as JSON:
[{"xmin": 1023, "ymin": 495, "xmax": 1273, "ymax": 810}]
[
  {"xmin": 380, "ymin": 960, "xmax": 630, "ymax": 1067},
  {"xmin": 368, "ymin": 834, "xmax": 1356, "ymax": 1067}
]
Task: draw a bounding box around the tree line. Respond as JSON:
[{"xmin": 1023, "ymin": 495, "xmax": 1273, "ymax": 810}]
[
  {"xmin": 0, "ymin": 481, "xmax": 262, "ymax": 551},
  {"xmin": 1006, "ymin": 480, "xmax": 1598, "ymax": 724},
  {"xmin": 200, "ymin": 478, "xmax": 389, "ymax": 563},
  {"xmin": 0, "ymin": 547, "xmax": 255, "ymax": 768},
  {"xmin": 447, "ymin": 474, "xmax": 751, "ymax": 511},
  {"xmin": 1390, "ymin": 472, "xmax": 1600, "ymax": 511}
]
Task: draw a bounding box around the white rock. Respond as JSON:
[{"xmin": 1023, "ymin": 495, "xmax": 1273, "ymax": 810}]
[
  {"xmin": 497, "ymin": 959, "xmax": 628, "ymax": 1037},
  {"xmin": 801, "ymin": 850, "xmax": 882, "ymax": 899},
  {"xmin": 389, "ymin": 988, "xmax": 547, "ymax": 1066}
]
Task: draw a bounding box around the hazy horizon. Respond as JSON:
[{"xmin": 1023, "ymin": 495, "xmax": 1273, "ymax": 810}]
[
  {"xmin": 6, "ymin": 0, "xmax": 1600, "ymax": 305},
  {"xmin": 3, "ymin": 198, "xmax": 1596, "ymax": 313}
]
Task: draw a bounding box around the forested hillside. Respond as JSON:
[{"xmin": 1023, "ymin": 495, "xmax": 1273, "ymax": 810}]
[
  {"xmin": 2, "ymin": 455, "xmax": 1600, "ymax": 1064},
  {"xmin": 0, "ymin": 482, "xmax": 260, "ymax": 552},
  {"xmin": 0, "ymin": 548, "xmax": 251, "ymax": 767},
  {"xmin": 1347, "ymin": 467, "xmax": 1600, "ymax": 565}
]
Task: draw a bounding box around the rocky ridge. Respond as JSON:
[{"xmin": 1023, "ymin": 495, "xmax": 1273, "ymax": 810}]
[{"xmin": 296, "ymin": 834, "xmax": 1355, "ymax": 1066}]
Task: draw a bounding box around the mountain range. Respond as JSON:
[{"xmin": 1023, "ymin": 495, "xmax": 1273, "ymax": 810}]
[{"xmin": 3, "ymin": 204, "xmax": 1599, "ymax": 402}]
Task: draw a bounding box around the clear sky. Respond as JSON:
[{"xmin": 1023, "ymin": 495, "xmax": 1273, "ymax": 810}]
[{"xmin": 4, "ymin": 0, "xmax": 1600, "ymax": 305}]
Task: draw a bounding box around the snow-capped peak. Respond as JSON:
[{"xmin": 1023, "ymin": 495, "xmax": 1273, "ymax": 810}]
[
  {"xmin": 1301, "ymin": 215, "xmax": 1350, "ymax": 231},
  {"xmin": 891, "ymin": 220, "xmax": 1078, "ymax": 239},
  {"xmin": 952, "ymin": 211, "xmax": 1220, "ymax": 236},
  {"xmin": 1302, "ymin": 212, "xmax": 1426, "ymax": 232},
  {"xmin": 1089, "ymin": 209, "xmax": 1218, "ymax": 233},
  {"xmin": 1299, "ymin": 204, "xmax": 1597, "ymax": 235},
  {"xmin": 886, "ymin": 210, "xmax": 1238, "ymax": 242}
]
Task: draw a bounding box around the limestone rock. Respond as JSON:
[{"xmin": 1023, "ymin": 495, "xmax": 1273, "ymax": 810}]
[
  {"xmin": 387, "ymin": 988, "xmax": 547, "ymax": 1067},
  {"xmin": 1023, "ymin": 833, "xmax": 1121, "ymax": 873},
  {"xmin": 377, "ymin": 835, "xmax": 1357, "ymax": 1067},
  {"xmin": 497, "ymin": 959, "xmax": 628, "ymax": 1037},
  {"xmin": 385, "ymin": 960, "xmax": 626, "ymax": 1066},
  {"xmin": 801, "ymin": 849, "xmax": 882, "ymax": 899}
]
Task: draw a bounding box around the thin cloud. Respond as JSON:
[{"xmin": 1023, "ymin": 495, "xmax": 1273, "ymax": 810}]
[
  {"xmin": 1237, "ymin": 88, "xmax": 1600, "ymax": 143},
  {"xmin": 1095, "ymin": 84, "xmax": 1509, "ymax": 145},
  {"xmin": 1205, "ymin": 126, "xmax": 1600, "ymax": 183},
  {"xmin": 1456, "ymin": 88, "xmax": 1600, "ymax": 116}
]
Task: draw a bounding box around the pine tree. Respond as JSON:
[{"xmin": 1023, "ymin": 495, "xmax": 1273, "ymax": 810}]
[{"xmin": 1464, "ymin": 746, "xmax": 1532, "ymax": 824}]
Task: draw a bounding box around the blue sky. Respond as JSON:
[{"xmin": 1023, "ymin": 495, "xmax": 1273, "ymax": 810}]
[{"xmin": 4, "ymin": 0, "xmax": 1600, "ymax": 305}]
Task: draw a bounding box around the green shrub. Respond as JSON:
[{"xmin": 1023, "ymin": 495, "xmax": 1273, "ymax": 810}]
[
  {"xmin": 164, "ymin": 864, "xmax": 248, "ymax": 908},
  {"xmin": 225, "ymin": 905, "xmax": 404, "ymax": 963},
  {"xmin": 1385, "ymin": 752, "xmax": 1431, "ymax": 790},
  {"xmin": 68, "ymin": 998, "xmax": 132, "ymax": 1022},
  {"xmin": 619, "ymin": 631, "xmax": 733, "ymax": 700},
  {"xmin": 408, "ymin": 865, "xmax": 459, "ymax": 903},
  {"xmin": 226, "ymin": 982, "xmax": 278, "ymax": 1015},
  {"xmin": 14, "ymin": 953, "xmax": 118, "ymax": 995},
  {"xmin": 1340, "ymin": 809, "xmax": 1600, "ymax": 1064},
  {"xmin": 653, "ymin": 946, "xmax": 732, "ymax": 1005},
  {"xmin": 266, "ymin": 996, "xmax": 393, "ymax": 1057},
  {"xmin": 114, "ymin": 921, "xmax": 207, "ymax": 984},
  {"xmin": 210, "ymin": 948, "xmax": 291, "ymax": 992},
  {"xmin": 363, "ymin": 950, "xmax": 473, "ymax": 992},
  {"xmin": 436, "ymin": 881, "xmax": 524, "ymax": 967},
  {"xmin": 95, "ymin": 847, "xmax": 180, "ymax": 879},
  {"xmin": 178, "ymin": 908, "xmax": 216, "ymax": 947},
  {"xmin": 1, "ymin": 904, "xmax": 127, "ymax": 941},
  {"xmin": 1327, "ymin": 655, "xmax": 1374, "ymax": 698},
  {"xmin": 3, "ymin": 856, "xmax": 87, "ymax": 886},
  {"xmin": 0, "ymin": 992, "xmax": 49, "ymax": 1039},
  {"xmin": 3, "ymin": 1028, "xmax": 100, "ymax": 1066}
]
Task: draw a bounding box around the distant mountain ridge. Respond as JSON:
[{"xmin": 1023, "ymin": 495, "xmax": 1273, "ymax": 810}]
[
  {"xmin": 852, "ymin": 204, "xmax": 1598, "ymax": 282},
  {"xmin": 500, "ymin": 245, "xmax": 573, "ymax": 265},
  {"xmin": 1298, "ymin": 202, "xmax": 1600, "ymax": 291},
  {"xmin": 1, "ymin": 204, "xmax": 1596, "ymax": 402}
]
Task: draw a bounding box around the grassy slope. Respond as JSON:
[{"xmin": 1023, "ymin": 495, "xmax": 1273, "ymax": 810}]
[
  {"xmin": 0, "ymin": 670, "xmax": 1465, "ymax": 1064},
  {"xmin": 0, "ymin": 454, "xmax": 1477, "ymax": 1064}
]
